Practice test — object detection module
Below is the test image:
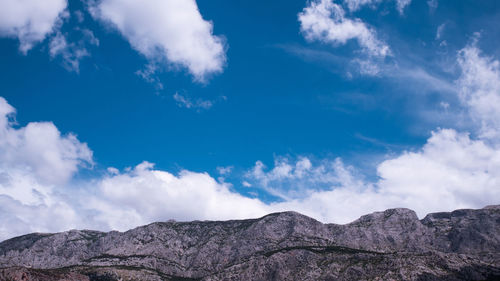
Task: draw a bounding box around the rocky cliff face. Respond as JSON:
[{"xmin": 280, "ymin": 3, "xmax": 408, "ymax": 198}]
[{"xmin": 0, "ymin": 206, "xmax": 499, "ymax": 281}]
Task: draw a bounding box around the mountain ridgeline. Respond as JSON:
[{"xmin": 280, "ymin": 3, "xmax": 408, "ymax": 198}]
[{"xmin": 0, "ymin": 206, "xmax": 499, "ymax": 280}]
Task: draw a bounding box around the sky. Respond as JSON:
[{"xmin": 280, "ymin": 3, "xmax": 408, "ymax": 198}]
[{"xmin": 0, "ymin": 0, "xmax": 499, "ymax": 241}]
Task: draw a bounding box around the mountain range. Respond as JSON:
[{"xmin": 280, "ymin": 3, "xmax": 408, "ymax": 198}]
[{"xmin": 0, "ymin": 205, "xmax": 499, "ymax": 280}]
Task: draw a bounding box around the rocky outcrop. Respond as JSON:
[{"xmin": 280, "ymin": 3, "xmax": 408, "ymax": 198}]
[{"xmin": 0, "ymin": 206, "xmax": 499, "ymax": 280}]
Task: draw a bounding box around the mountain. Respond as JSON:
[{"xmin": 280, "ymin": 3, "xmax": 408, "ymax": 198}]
[{"xmin": 0, "ymin": 206, "xmax": 499, "ymax": 280}]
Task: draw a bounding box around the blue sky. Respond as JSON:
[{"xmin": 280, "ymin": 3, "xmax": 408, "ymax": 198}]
[{"xmin": 0, "ymin": 0, "xmax": 499, "ymax": 240}]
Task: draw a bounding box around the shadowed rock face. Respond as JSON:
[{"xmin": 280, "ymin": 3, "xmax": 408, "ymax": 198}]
[{"xmin": 0, "ymin": 206, "xmax": 499, "ymax": 281}]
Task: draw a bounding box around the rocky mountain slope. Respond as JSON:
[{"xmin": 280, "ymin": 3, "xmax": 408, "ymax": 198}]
[{"xmin": 0, "ymin": 205, "xmax": 499, "ymax": 280}]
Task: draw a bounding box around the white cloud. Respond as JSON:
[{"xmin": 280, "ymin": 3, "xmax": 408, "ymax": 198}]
[
  {"xmin": 440, "ymin": 101, "xmax": 450, "ymax": 110},
  {"xmin": 457, "ymin": 41, "xmax": 500, "ymax": 141},
  {"xmin": 89, "ymin": 0, "xmax": 226, "ymax": 81},
  {"xmin": 217, "ymin": 166, "xmax": 233, "ymax": 176},
  {"xmin": 376, "ymin": 129, "xmax": 500, "ymax": 211},
  {"xmin": 0, "ymin": 195, "xmax": 82, "ymax": 242},
  {"xmin": 299, "ymin": 0, "xmax": 390, "ymax": 57},
  {"xmin": 0, "ymin": 0, "xmax": 68, "ymax": 53},
  {"xmin": 0, "ymin": 159, "xmax": 272, "ymax": 240},
  {"xmin": 343, "ymin": 0, "xmax": 412, "ymax": 14},
  {"xmin": 247, "ymin": 157, "xmax": 350, "ymax": 200},
  {"xmin": 0, "ymin": 97, "xmax": 94, "ymax": 240},
  {"xmin": 0, "ymin": 98, "xmax": 93, "ymax": 187},
  {"xmin": 436, "ymin": 23, "xmax": 446, "ymax": 40},
  {"xmin": 391, "ymin": 66, "xmax": 457, "ymax": 94},
  {"xmin": 48, "ymin": 28, "xmax": 99, "ymax": 72},
  {"xmin": 427, "ymin": 0, "xmax": 438, "ymax": 12},
  {"xmin": 81, "ymin": 28, "xmax": 100, "ymax": 47},
  {"xmin": 107, "ymin": 167, "xmax": 119, "ymax": 175},
  {"xmin": 74, "ymin": 10, "xmax": 85, "ymax": 23},
  {"xmin": 135, "ymin": 64, "xmax": 164, "ymax": 90},
  {"xmin": 395, "ymin": 0, "xmax": 412, "ymax": 14},
  {"xmin": 173, "ymin": 92, "xmax": 214, "ymax": 110},
  {"xmin": 344, "ymin": 0, "xmax": 382, "ymax": 12},
  {"xmin": 246, "ymin": 129, "xmax": 500, "ymax": 223},
  {"xmin": 352, "ymin": 58, "xmax": 381, "ymax": 75},
  {"xmin": 86, "ymin": 162, "xmax": 270, "ymax": 231},
  {"xmin": 10, "ymin": 138, "xmax": 495, "ymax": 241},
  {"xmin": 49, "ymin": 32, "xmax": 89, "ymax": 73}
]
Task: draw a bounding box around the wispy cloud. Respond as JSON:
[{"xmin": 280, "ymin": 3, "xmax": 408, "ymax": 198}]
[
  {"xmin": 274, "ymin": 44, "xmax": 387, "ymax": 77},
  {"xmin": 217, "ymin": 166, "xmax": 234, "ymax": 176},
  {"xmin": 173, "ymin": 92, "xmax": 217, "ymax": 111},
  {"xmin": 343, "ymin": 0, "xmax": 412, "ymax": 15},
  {"xmin": 135, "ymin": 64, "xmax": 164, "ymax": 91},
  {"xmin": 436, "ymin": 23, "xmax": 447, "ymax": 40},
  {"xmin": 277, "ymin": 43, "xmax": 456, "ymax": 94},
  {"xmin": 354, "ymin": 133, "xmax": 408, "ymax": 151},
  {"xmin": 390, "ymin": 65, "xmax": 457, "ymax": 94},
  {"xmin": 49, "ymin": 28, "xmax": 99, "ymax": 73},
  {"xmin": 427, "ymin": 0, "xmax": 438, "ymax": 13}
]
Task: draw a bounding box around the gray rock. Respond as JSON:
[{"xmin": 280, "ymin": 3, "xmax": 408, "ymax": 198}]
[{"xmin": 0, "ymin": 206, "xmax": 499, "ymax": 280}]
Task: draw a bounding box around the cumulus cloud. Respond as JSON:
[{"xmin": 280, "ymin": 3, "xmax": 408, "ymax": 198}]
[
  {"xmin": 85, "ymin": 163, "xmax": 270, "ymax": 231},
  {"xmin": 0, "ymin": 98, "xmax": 93, "ymax": 187},
  {"xmin": 0, "ymin": 195, "xmax": 82, "ymax": 242},
  {"xmin": 245, "ymin": 128, "xmax": 500, "ymax": 224},
  {"xmin": 89, "ymin": 0, "xmax": 226, "ymax": 81},
  {"xmin": 377, "ymin": 129, "xmax": 500, "ymax": 210},
  {"xmin": 247, "ymin": 157, "xmax": 351, "ymax": 200},
  {"xmin": 0, "ymin": 0, "xmax": 68, "ymax": 53},
  {"xmin": 299, "ymin": 0, "xmax": 390, "ymax": 57},
  {"xmin": 457, "ymin": 40, "xmax": 500, "ymax": 141},
  {"xmin": 0, "ymin": 97, "xmax": 93, "ymax": 240}
]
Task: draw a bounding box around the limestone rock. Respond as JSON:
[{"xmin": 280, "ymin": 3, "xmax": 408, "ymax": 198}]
[{"xmin": 0, "ymin": 206, "xmax": 499, "ymax": 280}]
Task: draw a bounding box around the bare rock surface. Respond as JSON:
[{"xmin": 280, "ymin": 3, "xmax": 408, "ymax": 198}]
[{"xmin": 0, "ymin": 206, "xmax": 499, "ymax": 280}]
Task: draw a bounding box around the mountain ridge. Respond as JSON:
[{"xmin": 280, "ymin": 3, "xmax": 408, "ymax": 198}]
[{"xmin": 1, "ymin": 205, "xmax": 499, "ymax": 280}]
